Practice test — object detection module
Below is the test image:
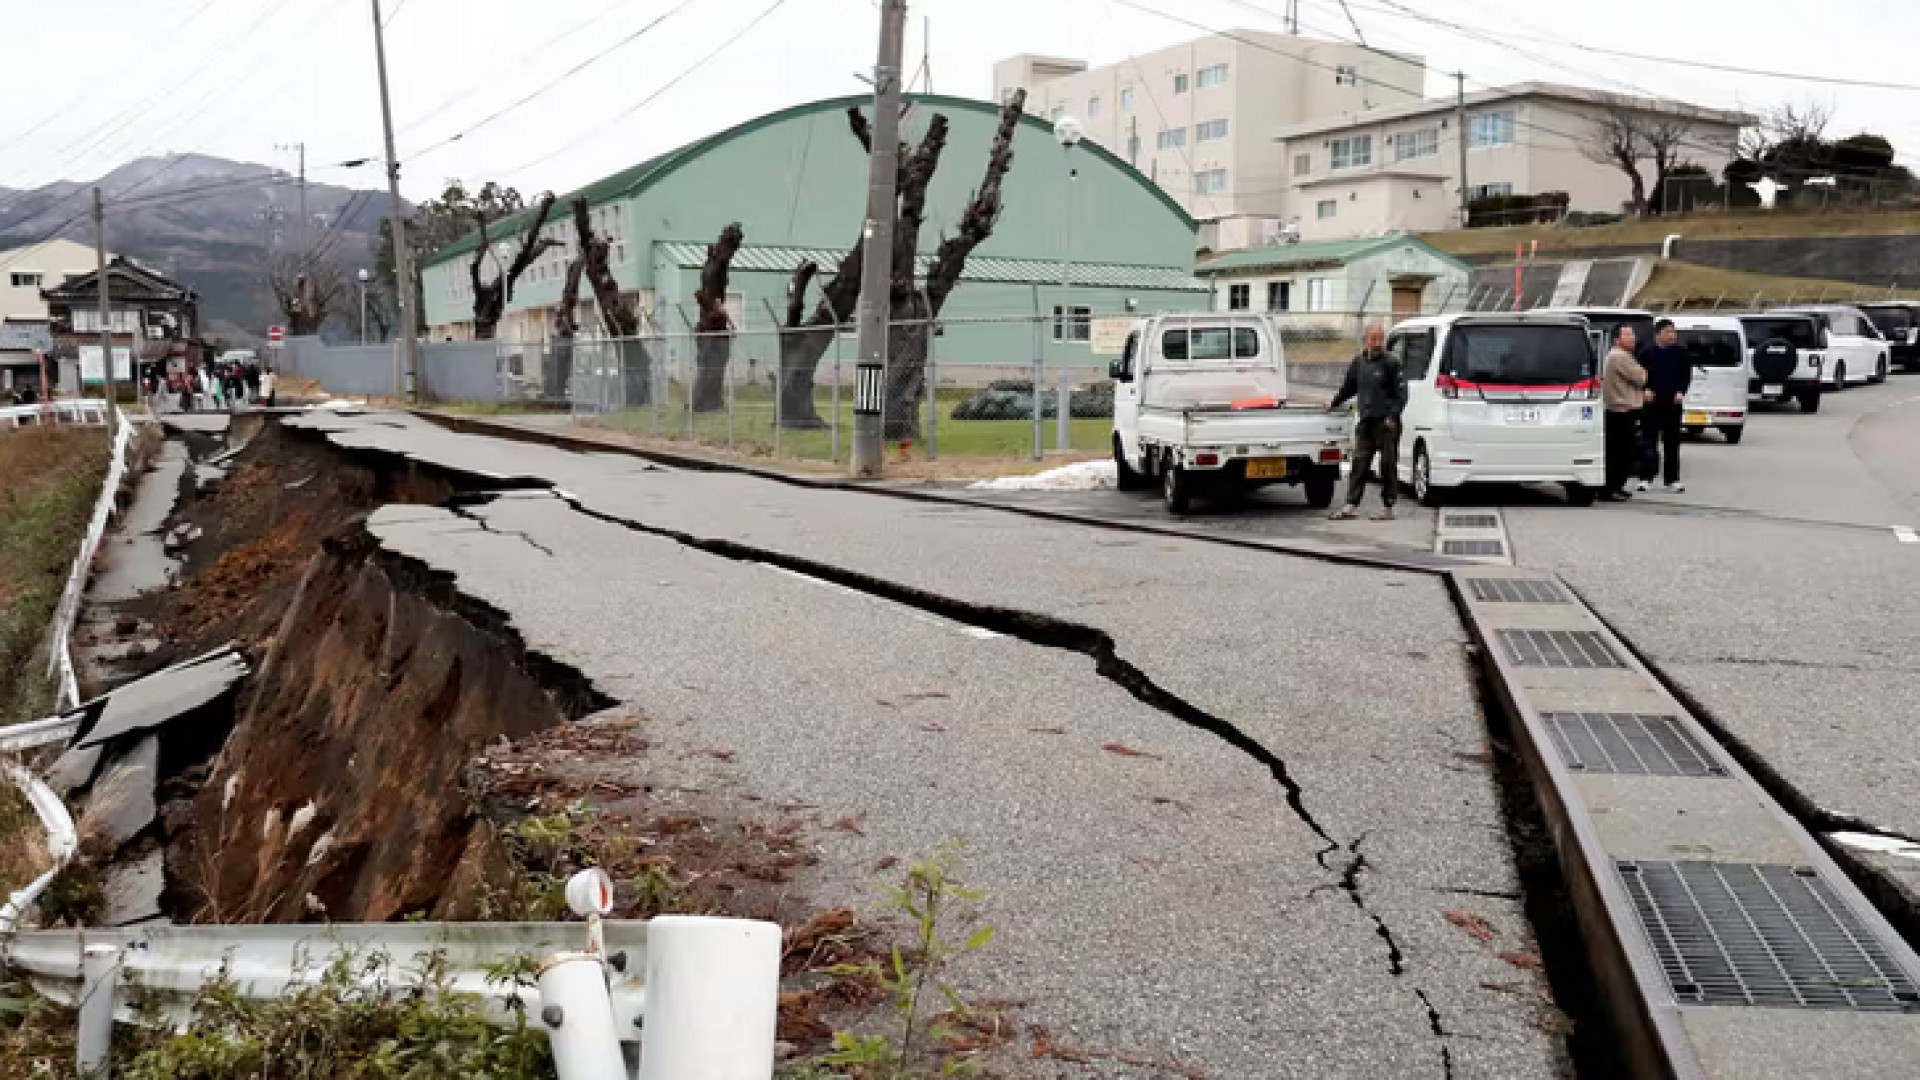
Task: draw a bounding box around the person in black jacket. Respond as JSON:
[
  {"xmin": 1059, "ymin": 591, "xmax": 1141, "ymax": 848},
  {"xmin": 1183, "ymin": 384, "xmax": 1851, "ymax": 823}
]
[
  {"xmin": 1325, "ymin": 324, "xmax": 1408, "ymax": 520},
  {"xmin": 1636, "ymin": 319, "xmax": 1691, "ymax": 493}
]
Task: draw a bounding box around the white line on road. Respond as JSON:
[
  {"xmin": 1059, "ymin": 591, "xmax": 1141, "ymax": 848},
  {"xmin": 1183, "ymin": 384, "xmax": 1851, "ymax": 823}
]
[
  {"xmin": 757, "ymin": 564, "xmax": 1004, "ymax": 640},
  {"xmin": 1896, "ymin": 527, "xmax": 1918, "ymax": 544}
]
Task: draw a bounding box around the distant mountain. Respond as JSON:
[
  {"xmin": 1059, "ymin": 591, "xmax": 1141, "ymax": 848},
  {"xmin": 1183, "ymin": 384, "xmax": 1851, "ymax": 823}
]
[{"xmin": 0, "ymin": 154, "xmax": 393, "ymax": 344}]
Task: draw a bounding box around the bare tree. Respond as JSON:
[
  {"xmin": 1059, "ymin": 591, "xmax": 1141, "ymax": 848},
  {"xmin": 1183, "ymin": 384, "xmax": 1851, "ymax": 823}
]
[
  {"xmin": 570, "ymin": 196, "xmax": 653, "ymax": 406},
  {"xmin": 468, "ymin": 193, "xmax": 559, "ymax": 340},
  {"xmin": 690, "ymin": 223, "xmax": 744, "ymax": 413},
  {"xmin": 265, "ymin": 254, "xmax": 350, "ymax": 336},
  {"xmin": 545, "ymin": 248, "xmax": 585, "ymax": 401},
  {"xmin": 1581, "ymin": 95, "xmax": 1652, "ymax": 217},
  {"xmin": 774, "ymin": 107, "xmax": 879, "ymax": 430},
  {"xmin": 1740, "ymin": 101, "xmax": 1835, "ymax": 198},
  {"xmin": 1639, "ymin": 114, "xmax": 1698, "ymax": 215}
]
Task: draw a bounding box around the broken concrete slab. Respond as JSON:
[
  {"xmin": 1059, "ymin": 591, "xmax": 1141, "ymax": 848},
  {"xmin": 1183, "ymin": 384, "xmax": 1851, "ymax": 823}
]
[
  {"xmin": 78, "ymin": 735, "xmax": 158, "ymax": 849},
  {"xmin": 100, "ymin": 849, "xmax": 167, "ymax": 927},
  {"xmin": 75, "ymin": 647, "xmax": 248, "ymax": 751}
]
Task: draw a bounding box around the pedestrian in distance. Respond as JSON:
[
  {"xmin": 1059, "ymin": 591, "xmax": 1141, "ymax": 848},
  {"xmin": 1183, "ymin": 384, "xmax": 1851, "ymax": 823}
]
[
  {"xmin": 1600, "ymin": 324, "xmax": 1647, "ymax": 501},
  {"xmin": 1636, "ymin": 318, "xmax": 1691, "ymax": 493},
  {"xmin": 1325, "ymin": 323, "xmax": 1408, "ymax": 521},
  {"xmin": 260, "ymin": 366, "xmax": 276, "ymax": 409},
  {"xmin": 244, "ymin": 361, "xmax": 262, "ymax": 403}
]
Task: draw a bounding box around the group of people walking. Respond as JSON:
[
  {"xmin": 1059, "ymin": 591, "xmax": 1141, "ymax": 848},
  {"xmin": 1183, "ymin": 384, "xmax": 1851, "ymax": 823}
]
[
  {"xmin": 1600, "ymin": 319, "xmax": 1690, "ymax": 500},
  {"xmin": 142, "ymin": 358, "xmax": 273, "ymax": 413}
]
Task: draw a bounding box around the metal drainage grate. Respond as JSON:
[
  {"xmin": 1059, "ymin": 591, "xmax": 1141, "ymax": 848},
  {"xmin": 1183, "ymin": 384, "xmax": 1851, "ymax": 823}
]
[
  {"xmin": 1445, "ymin": 513, "xmax": 1500, "ymax": 529},
  {"xmin": 1498, "ymin": 628, "xmax": 1624, "ymax": 669},
  {"xmin": 1442, "ymin": 539, "xmax": 1507, "ymax": 557},
  {"xmin": 1542, "ymin": 712, "xmax": 1726, "ymax": 776},
  {"xmin": 1617, "ymin": 860, "xmax": 1920, "ymax": 1011},
  {"xmin": 1469, "ymin": 577, "xmax": 1570, "ymax": 604}
]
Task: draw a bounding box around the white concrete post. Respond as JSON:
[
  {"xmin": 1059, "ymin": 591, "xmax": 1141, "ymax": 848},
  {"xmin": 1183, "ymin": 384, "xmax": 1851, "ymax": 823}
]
[
  {"xmin": 538, "ymin": 953, "xmax": 628, "ymax": 1080},
  {"xmin": 76, "ymin": 944, "xmax": 117, "ymax": 1074},
  {"xmin": 637, "ymin": 915, "xmax": 781, "ymax": 1080}
]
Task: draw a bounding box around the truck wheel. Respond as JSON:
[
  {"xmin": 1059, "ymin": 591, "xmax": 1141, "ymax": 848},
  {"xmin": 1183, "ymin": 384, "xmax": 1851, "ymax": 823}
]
[
  {"xmin": 1873, "ymin": 356, "xmax": 1888, "ymax": 383},
  {"xmin": 1113, "ymin": 435, "xmax": 1147, "ymax": 491},
  {"xmin": 1304, "ymin": 465, "xmax": 1338, "ymax": 509},
  {"xmin": 1413, "ymin": 445, "xmax": 1444, "ymax": 508},
  {"xmin": 1720, "ymin": 425, "xmax": 1745, "ymax": 445},
  {"xmin": 1832, "ymin": 361, "xmax": 1847, "ymax": 389},
  {"xmin": 1799, "ymin": 388, "xmax": 1822, "ymax": 413},
  {"xmin": 1163, "ymin": 464, "xmax": 1193, "ymax": 514}
]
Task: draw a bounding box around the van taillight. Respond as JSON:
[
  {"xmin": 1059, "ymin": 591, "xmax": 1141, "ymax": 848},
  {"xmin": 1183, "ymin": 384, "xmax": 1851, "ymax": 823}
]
[
  {"xmin": 1435, "ymin": 373, "xmax": 1462, "ymax": 399},
  {"xmin": 1318, "ymin": 449, "xmax": 1342, "ymax": 463},
  {"xmin": 1567, "ymin": 379, "xmax": 1599, "ymax": 401},
  {"xmin": 1195, "ymin": 453, "xmax": 1220, "ymax": 466}
]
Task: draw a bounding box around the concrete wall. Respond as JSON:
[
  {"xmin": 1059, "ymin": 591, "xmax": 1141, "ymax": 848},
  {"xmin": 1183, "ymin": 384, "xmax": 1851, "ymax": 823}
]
[
  {"xmin": 283, "ymin": 338, "xmax": 499, "ymax": 403},
  {"xmin": 1672, "ymin": 234, "xmax": 1920, "ymax": 290},
  {"xmin": 1294, "ymin": 174, "xmax": 1451, "ymax": 242}
]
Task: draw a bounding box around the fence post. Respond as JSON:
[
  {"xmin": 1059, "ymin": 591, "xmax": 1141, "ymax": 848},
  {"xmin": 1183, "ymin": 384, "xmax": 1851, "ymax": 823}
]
[
  {"xmin": 762, "ymin": 300, "xmax": 785, "ymax": 460},
  {"xmin": 76, "ymin": 944, "xmax": 116, "ymax": 1075},
  {"xmin": 1056, "ymin": 363, "xmax": 1072, "ymax": 451},
  {"xmin": 926, "ymin": 318, "xmax": 938, "ymax": 461},
  {"xmin": 832, "ymin": 313, "xmax": 843, "ymax": 464},
  {"xmin": 636, "ymin": 916, "xmax": 781, "ymax": 1080},
  {"xmin": 1031, "ymin": 314, "xmax": 1044, "ymax": 462},
  {"xmin": 675, "ymin": 304, "xmax": 697, "ymax": 440}
]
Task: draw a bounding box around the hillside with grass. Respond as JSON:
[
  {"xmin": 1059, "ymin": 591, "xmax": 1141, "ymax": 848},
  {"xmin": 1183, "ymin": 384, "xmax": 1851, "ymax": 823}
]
[{"xmin": 1423, "ymin": 207, "xmax": 1920, "ymax": 259}]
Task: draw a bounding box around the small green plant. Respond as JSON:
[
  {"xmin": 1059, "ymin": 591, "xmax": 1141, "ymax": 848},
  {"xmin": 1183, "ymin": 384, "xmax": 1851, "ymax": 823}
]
[{"xmin": 817, "ymin": 843, "xmax": 995, "ymax": 1079}]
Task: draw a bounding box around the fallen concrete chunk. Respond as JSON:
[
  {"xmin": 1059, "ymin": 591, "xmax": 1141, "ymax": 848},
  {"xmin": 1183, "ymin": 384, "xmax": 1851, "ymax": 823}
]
[
  {"xmin": 79, "ymin": 735, "xmax": 159, "ymax": 850},
  {"xmin": 100, "ymin": 849, "xmax": 167, "ymax": 927},
  {"xmin": 75, "ymin": 647, "xmax": 249, "ymax": 751}
]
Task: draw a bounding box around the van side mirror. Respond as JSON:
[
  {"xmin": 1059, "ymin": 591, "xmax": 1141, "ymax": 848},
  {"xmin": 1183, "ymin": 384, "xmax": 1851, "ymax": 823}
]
[{"xmin": 1109, "ymin": 358, "xmax": 1131, "ymax": 382}]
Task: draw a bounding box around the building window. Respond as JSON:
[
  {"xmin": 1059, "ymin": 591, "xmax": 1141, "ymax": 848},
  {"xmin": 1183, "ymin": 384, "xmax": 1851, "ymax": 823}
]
[
  {"xmin": 1335, "ymin": 65, "xmax": 1359, "ymax": 87},
  {"xmin": 1470, "ymin": 111, "xmax": 1516, "ymax": 148},
  {"xmin": 1197, "ymin": 64, "xmax": 1228, "ymax": 88},
  {"xmin": 1193, "ymin": 169, "xmax": 1228, "ymax": 194},
  {"xmin": 1293, "ymin": 152, "xmax": 1312, "ymax": 177},
  {"xmin": 1267, "ymin": 282, "xmax": 1291, "ymax": 312},
  {"xmin": 1120, "ymin": 86, "xmax": 1135, "ymax": 110},
  {"xmin": 1196, "ymin": 119, "xmax": 1229, "ymax": 142},
  {"xmin": 1157, "ymin": 127, "xmax": 1187, "ymax": 150},
  {"xmin": 1317, "ymin": 199, "xmax": 1338, "ymax": 220},
  {"xmin": 1052, "ymin": 305, "xmax": 1091, "ymax": 343},
  {"xmin": 1330, "ymin": 135, "xmax": 1372, "ymax": 170},
  {"xmin": 1228, "ymin": 283, "xmax": 1251, "ymax": 311},
  {"xmin": 1468, "ymin": 182, "xmax": 1514, "ymax": 199},
  {"xmin": 1393, "ymin": 129, "xmax": 1439, "ymax": 160},
  {"xmin": 1308, "ymin": 278, "xmax": 1334, "ymax": 311},
  {"xmin": 1050, "ymin": 105, "xmax": 1066, "ymax": 121},
  {"xmin": 9, "ymin": 273, "xmax": 41, "ymax": 288},
  {"xmin": 1088, "ymin": 96, "xmax": 1101, "ymax": 117},
  {"xmin": 1173, "ymin": 73, "xmax": 1189, "ymax": 93}
]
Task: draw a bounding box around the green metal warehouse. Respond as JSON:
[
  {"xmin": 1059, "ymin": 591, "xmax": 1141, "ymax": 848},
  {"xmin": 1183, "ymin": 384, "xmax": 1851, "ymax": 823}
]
[{"xmin": 418, "ymin": 93, "xmax": 1210, "ymax": 379}]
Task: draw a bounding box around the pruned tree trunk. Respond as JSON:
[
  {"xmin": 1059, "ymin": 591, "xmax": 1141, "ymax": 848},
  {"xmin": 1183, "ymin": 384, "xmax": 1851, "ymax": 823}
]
[
  {"xmin": 691, "ymin": 223, "xmax": 743, "ymax": 413},
  {"xmin": 471, "ymin": 194, "xmax": 558, "ymax": 341},
  {"xmin": 570, "ymin": 196, "xmax": 652, "ymax": 407},
  {"xmin": 546, "ymin": 254, "xmax": 584, "ymax": 401}
]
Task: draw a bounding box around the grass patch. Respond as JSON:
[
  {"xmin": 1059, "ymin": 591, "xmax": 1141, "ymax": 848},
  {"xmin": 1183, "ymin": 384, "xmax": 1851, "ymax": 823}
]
[
  {"xmin": 0, "ymin": 780, "xmax": 48, "ymax": 908},
  {"xmin": 1422, "ymin": 206, "xmax": 1920, "ymax": 258},
  {"xmin": 0, "ymin": 427, "xmax": 111, "ymax": 726},
  {"xmin": 1636, "ymin": 261, "xmax": 1920, "ymax": 309}
]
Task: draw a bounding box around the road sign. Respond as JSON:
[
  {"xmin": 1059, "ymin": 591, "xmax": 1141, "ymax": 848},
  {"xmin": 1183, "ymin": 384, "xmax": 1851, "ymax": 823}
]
[{"xmin": 267, "ymin": 325, "xmax": 285, "ymax": 345}]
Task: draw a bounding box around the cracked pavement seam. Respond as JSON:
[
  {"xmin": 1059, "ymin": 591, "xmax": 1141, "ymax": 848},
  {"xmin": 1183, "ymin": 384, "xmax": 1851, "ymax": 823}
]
[{"xmin": 468, "ymin": 487, "xmax": 1466, "ymax": 1079}]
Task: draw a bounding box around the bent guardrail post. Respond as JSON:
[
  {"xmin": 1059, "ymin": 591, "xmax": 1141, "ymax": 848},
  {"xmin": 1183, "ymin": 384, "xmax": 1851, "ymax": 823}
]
[{"xmin": 76, "ymin": 943, "xmax": 117, "ymax": 1074}]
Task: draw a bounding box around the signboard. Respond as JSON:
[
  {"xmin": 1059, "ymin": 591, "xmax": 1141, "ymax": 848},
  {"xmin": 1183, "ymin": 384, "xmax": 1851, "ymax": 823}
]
[
  {"xmin": 267, "ymin": 325, "xmax": 285, "ymax": 345},
  {"xmin": 0, "ymin": 320, "xmax": 51, "ymax": 352},
  {"xmin": 78, "ymin": 345, "xmax": 134, "ymax": 382},
  {"xmin": 1090, "ymin": 317, "xmax": 1137, "ymax": 357}
]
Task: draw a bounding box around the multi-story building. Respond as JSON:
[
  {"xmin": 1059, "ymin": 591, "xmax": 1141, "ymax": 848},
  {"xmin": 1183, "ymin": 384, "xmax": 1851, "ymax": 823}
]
[
  {"xmin": 0, "ymin": 238, "xmax": 106, "ymax": 321},
  {"xmin": 1276, "ymin": 82, "xmax": 1750, "ymax": 242},
  {"xmin": 992, "ymin": 31, "xmax": 1424, "ymax": 222}
]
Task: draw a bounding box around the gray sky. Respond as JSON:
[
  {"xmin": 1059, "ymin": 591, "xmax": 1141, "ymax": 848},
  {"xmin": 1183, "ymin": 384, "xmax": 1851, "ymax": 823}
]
[{"xmin": 2, "ymin": 0, "xmax": 1915, "ymax": 202}]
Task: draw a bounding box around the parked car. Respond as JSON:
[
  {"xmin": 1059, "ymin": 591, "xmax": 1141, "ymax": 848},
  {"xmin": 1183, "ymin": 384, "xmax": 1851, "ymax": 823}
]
[
  {"xmin": 1856, "ymin": 301, "xmax": 1920, "ymax": 372},
  {"xmin": 1736, "ymin": 313, "xmax": 1826, "ymax": 413},
  {"xmin": 1386, "ymin": 312, "xmax": 1604, "ymax": 507},
  {"xmin": 1111, "ymin": 313, "xmax": 1347, "ymax": 512},
  {"xmin": 1769, "ymin": 305, "xmax": 1889, "ymax": 386},
  {"xmin": 1669, "ymin": 317, "xmax": 1752, "ymax": 443}
]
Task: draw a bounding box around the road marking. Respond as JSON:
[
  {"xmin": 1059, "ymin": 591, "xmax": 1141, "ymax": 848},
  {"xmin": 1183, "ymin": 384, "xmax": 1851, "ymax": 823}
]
[
  {"xmin": 758, "ymin": 564, "xmax": 1004, "ymax": 639},
  {"xmin": 1896, "ymin": 527, "xmax": 1918, "ymax": 544}
]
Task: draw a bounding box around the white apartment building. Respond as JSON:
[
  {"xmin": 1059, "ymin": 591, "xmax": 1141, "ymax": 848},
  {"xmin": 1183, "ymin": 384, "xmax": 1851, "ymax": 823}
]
[
  {"xmin": 993, "ymin": 31, "xmax": 1424, "ymax": 221},
  {"xmin": 1277, "ymin": 82, "xmax": 1750, "ymax": 242},
  {"xmin": 0, "ymin": 238, "xmax": 105, "ymax": 321}
]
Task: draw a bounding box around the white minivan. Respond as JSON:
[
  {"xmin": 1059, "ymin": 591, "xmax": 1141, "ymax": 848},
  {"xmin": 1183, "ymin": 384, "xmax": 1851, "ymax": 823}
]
[
  {"xmin": 1670, "ymin": 317, "xmax": 1751, "ymax": 444},
  {"xmin": 1387, "ymin": 313, "xmax": 1605, "ymax": 507},
  {"xmin": 1770, "ymin": 305, "xmax": 1890, "ymax": 387}
]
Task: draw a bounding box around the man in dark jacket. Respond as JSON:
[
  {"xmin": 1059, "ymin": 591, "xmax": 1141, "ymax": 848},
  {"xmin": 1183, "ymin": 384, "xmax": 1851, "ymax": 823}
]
[
  {"xmin": 1325, "ymin": 324, "xmax": 1408, "ymax": 520},
  {"xmin": 1636, "ymin": 318, "xmax": 1691, "ymax": 493}
]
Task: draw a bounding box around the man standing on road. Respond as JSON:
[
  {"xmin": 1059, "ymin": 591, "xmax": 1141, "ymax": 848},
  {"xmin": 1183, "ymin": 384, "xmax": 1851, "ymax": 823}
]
[
  {"xmin": 1601, "ymin": 324, "xmax": 1647, "ymax": 501},
  {"xmin": 1637, "ymin": 318, "xmax": 1691, "ymax": 493},
  {"xmin": 1325, "ymin": 323, "xmax": 1407, "ymax": 521}
]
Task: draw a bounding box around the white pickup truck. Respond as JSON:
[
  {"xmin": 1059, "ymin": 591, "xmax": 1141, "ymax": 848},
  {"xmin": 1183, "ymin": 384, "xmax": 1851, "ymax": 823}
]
[{"xmin": 1109, "ymin": 313, "xmax": 1348, "ymax": 513}]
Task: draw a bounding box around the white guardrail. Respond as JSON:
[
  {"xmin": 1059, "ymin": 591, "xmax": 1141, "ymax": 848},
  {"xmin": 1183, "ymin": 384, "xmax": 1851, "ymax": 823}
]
[
  {"xmin": 42, "ymin": 406, "xmax": 134, "ymax": 711},
  {"xmin": 0, "ymin": 762, "xmax": 78, "ymax": 936},
  {"xmin": 0, "ymin": 398, "xmax": 111, "ymax": 428},
  {"xmin": 1, "ymin": 870, "xmax": 781, "ymax": 1079}
]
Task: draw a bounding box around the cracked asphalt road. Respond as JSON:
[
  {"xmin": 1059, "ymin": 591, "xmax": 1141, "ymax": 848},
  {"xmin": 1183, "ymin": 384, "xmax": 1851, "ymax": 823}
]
[{"xmin": 286, "ymin": 411, "xmax": 1565, "ymax": 1079}]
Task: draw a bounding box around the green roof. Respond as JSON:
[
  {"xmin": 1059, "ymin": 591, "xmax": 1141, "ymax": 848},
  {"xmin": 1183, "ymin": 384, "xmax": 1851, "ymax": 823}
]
[
  {"xmin": 1195, "ymin": 236, "xmax": 1469, "ymax": 276},
  {"xmin": 654, "ymin": 241, "xmax": 1207, "ymax": 291},
  {"xmin": 423, "ymin": 93, "xmax": 1196, "ymax": 269}
]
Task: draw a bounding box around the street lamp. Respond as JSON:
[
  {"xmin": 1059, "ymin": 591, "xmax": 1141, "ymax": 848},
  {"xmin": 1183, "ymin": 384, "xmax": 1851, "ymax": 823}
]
[
  {"xmin": 1053, "ymin": 116, "xmax": 1084, "ymax": 348},
  {"xmin": 356, "ymin": 268, "xmax": 371, "ymax": 345}
]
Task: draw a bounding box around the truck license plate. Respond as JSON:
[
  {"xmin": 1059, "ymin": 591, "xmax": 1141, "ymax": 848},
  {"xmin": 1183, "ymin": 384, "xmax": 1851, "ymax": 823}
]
[
  {"xmin": 1503, "ymin": 407, "xmax": 1542, "ymax": 425},
  {"xmin": 1245, "ymin": 458, "xmax": 1290, "ymax": 479},
  {"xmin": 1762, "ymin": 384, "xmax": 1783, "ymax": 395},
  {"xmin": 1684, "ymin": 411, "xmax": 1710, "ymax": 425}
]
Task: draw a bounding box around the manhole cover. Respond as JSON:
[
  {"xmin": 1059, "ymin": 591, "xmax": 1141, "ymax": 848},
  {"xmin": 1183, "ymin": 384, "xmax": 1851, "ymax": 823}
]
[
  {"xmin": 1445, "ymin": 514, "xmax": 1500, "ymax": 529},
  {"xmin": 1469, "ymin": 577, "xmax": 1569, "ymax": 604},
  {"xmin": 1442, "ymin": 539, "xmax": 1506, "ymax": 557},
  {"xmin": 1618, "ymin": 860, "xmax": 1920, "ymax": 1010},
  {"xmin": 1543, "ymin": 712, "xmax": 1725, "ymax": 776},
  {"xmin": 1498, "ymin": 629, "xmax": 1623, "ymax": 668}
]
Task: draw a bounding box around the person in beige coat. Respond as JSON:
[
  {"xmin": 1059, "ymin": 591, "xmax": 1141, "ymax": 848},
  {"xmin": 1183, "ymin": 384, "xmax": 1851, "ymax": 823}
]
[{"xmin": 1601, "ymin": 325, "xmax": 1648, "ymax": 501}]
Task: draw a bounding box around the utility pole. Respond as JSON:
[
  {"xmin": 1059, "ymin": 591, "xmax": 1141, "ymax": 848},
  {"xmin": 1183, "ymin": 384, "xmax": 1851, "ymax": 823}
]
[
  {"xmin": 1455, "ymin": 72, "xmax": 1470, "ymax": 228},
  {"xmin": 850, "ymin": 0, "xmax": 907, "ymax": 478},
  {"xmin": 278, "ymin": 142, "xmax": 307, "ymax": 254},
  {"xmin": 370, "ymin": 0, "xmax": 418, "ymax": 400},
  {"xmin": 1286, "ymin": 0, "xmax": 1299, "ymax": 33},
  {"xmin": 92, "ymin": 187, "xmax": 118, "ymax": 437}
]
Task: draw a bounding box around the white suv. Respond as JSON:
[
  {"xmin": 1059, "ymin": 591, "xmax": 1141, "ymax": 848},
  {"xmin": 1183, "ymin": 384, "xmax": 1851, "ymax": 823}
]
[
  {"xmin": 1387, "ymin": 313, "xmax": 1604, "ymax": 506},
  {"xmin": 1737, "ymin": 313, "xmax": 1826, "ymax": 413},
  {"xmin": 1769, "ymin": 305, "xmax": 1890, "ymax": 387}
]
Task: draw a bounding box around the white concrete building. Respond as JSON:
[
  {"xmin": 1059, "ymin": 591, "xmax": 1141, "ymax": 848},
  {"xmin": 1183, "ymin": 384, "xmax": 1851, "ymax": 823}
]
[
  {"xmin": 1194, "ymin": 235, "xmax": 1471, "ymax": 324},
  {"xmin": 993, "ymin": 31, "xmax": 1424, "ymax": 221},
  {"xmin": 0, "ymin": 238, "xmax": 105, "ymax": 321},
  {"xmin": 1276, "ymin": 82, "xmax": 1750, "ymax": 242}
]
